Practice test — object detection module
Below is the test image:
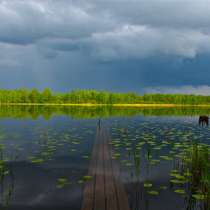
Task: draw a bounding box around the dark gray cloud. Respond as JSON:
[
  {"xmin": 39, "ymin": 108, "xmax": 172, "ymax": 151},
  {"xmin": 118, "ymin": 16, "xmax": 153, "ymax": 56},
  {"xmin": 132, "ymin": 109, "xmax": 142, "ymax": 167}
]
[
  {"xmin": 0, "ymin": 0, "xmax": 117, "ymax": 44},
  {"xmin": 0, "ymin": 0, "xmax": 210, "ymax": 92},
  {"xmin": 0, "ymin": 0, "xmax": 210, "ymax": 59}
]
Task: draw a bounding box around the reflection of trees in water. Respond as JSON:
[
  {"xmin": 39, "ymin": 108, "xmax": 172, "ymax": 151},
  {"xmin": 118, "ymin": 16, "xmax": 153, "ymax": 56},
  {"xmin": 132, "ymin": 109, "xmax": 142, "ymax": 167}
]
[{"xmin": 1, "ymin": 105, "xmax": 210, "ymax": 119}]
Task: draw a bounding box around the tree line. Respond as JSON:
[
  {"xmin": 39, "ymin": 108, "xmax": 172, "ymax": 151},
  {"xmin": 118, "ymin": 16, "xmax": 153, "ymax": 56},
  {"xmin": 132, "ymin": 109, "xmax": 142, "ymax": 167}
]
[{"xmin": 0, "ymin": 88, "xmax": 210, "ymax": 105}]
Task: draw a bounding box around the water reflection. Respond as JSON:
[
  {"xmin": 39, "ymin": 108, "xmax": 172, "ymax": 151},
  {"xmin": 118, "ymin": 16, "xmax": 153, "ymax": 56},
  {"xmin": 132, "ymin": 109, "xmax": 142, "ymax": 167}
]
[
  {"xmin": 110, "ymin": 117, "xmax": 210, "ymax": 210},
  {"xmin": 0, "ymin": 144, "xmax": 15, "ymax": 208},
  {"xmin": 1, "ymin": 105, "xmax": 210, "ymax": 119},
  {"xmin": 0, "ymin": 107, "xmax": 209, "ymax": 210}
]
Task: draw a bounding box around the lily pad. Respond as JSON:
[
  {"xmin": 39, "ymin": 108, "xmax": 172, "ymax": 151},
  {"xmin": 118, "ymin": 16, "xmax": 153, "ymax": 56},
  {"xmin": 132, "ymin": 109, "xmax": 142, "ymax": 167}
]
[
  {"xmin": 144, "ymin": 181, "xmax": 152, "ymax": 188},
  {"xmin": 147, "ymin": 190, "xmax": 159, "ymax": 196},
  {"xmin": 174, "ymin": 189, "xmax": 186, "ymax": 194}
]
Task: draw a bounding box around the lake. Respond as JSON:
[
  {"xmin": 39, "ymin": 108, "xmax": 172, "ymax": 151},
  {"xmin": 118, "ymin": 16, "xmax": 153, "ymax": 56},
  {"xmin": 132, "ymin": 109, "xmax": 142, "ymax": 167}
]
[{"xmin": 0, "ymin": 105, "xmax": 209, "ymax": 210}]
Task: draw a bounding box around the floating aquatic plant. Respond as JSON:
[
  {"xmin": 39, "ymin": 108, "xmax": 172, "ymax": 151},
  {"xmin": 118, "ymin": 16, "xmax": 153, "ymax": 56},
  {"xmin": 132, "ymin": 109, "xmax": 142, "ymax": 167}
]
[
  {"xmin": 57, "ymin": 177, "xmax": 70, "ymax": 188},
  {"xmin": 174, "ymin": 189, "xmax": 186, "ymax": 195},
  {"xmin": 147, "ymin": 190, "xmax": 159, "ymax": 196},
  {"xmin": 144, "ymin": 181, "xmax": 153, "ymax": 188}
]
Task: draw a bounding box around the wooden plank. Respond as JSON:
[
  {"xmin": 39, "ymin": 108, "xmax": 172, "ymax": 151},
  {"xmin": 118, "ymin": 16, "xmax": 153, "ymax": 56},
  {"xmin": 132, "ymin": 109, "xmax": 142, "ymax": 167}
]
[
  {"xmin": 94, "ymin": 128, "xmax": 106, "ymax": 210},
  {"xmin": 81, "ymin": 128, "xmax": 99, "ymax": 210},
  {"xmin": 81, "ymin": 126, "xmax": 130, "ymax": 210},
  {"xmin": 103, "ymin": 130, "xmax": 118, "ymax": 210}
]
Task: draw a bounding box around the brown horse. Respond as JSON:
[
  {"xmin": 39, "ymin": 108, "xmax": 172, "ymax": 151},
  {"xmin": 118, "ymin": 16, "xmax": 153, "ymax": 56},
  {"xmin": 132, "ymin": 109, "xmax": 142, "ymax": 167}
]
[{"xmin": 199, "ymin": 116, "xmax": 209, "ymax": 126}]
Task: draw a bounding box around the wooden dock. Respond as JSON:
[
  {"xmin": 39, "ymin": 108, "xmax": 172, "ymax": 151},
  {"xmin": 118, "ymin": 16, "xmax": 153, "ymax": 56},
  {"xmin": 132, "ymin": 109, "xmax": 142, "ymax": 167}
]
[{"xmin": 81, "ymin": 127, "xmax": 130, "ymax": 210}]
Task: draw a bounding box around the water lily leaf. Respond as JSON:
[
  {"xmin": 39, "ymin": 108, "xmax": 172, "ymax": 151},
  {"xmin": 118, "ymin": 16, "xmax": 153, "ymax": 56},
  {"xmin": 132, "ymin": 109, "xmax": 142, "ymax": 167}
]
[
  {"xmin": 147, "ymin": 190, "xmax": 159, "ymax": 196},
  {"xmin": 83, "ymin": 175, "xmax": 92, "ymax": 181},
  {"xmin": 56, "ymin": 177, "xmax": 70, "ymax": 188},
  {"xmin": 174, "ymin": 189, "xmax": 186, "ymax": 194},
  {"xmin": 144, "ymin": 181, "xmax": 152, "ymax": 188},
  {"xmin": 170, "ymin": 179, "xmax": 185, "ymax": 184},
  {"xmin": 159, "ymin": 185, "xmax": 167, "ymax": 190},
  {"xmin": 31, "ymin": 158, "xmax": 44, "ymax": 164},
  {"xmin": 192, "ymin": 194, "xmax": 205, "ymax": 200}
]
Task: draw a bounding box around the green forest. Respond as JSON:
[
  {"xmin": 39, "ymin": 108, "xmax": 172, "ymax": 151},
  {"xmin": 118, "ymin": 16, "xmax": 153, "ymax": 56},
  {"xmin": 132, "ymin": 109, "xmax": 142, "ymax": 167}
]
[{"xmin": 0, "ymin": 88, "xmax": 210, "ymax": 105}]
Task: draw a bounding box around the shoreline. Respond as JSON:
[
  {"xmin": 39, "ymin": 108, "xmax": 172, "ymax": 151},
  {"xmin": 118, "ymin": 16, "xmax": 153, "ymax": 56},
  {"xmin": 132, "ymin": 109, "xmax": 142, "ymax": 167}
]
[{"xmin": 1, "ymin": 103, "xmax": 210, "ymax": 107}]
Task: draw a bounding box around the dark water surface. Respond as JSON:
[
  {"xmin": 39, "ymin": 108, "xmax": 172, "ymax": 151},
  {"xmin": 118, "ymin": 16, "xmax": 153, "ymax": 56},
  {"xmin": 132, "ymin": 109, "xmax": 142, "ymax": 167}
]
[{"xmin": 0, "ymin": 106, "xmax": 209, "ymax": 210}]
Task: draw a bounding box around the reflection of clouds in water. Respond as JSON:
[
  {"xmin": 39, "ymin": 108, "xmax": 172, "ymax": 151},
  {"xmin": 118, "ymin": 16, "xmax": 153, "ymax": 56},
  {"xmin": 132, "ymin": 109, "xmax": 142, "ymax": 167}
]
[
  {"xmin": 126, "ymin": 182, "xmax": 184, "ymax": 210},
  {"xmin": 119, "ymin": 155, "xmax": 172, "ymax": 184},
  {"xmin": 29, "ymin": 193, "xmax": 46, "ymax": 205},
  {"xmin": 1, "ymin": 115, "xmax": 209, "ymax": 210},
  {"xmin": 8, "ymin": 162, "xmax": 83, "ymax": 209},
  {"xmin": 121, "ymin": 154, "xmax": 186, "ymax": 210},
  {"xmin": 28, "ymin": 188, "xmax": 82, "ymax": 206},
  {"xmin": 0, "ymin": 117, "xmax": 95, "ymax": 162},
  {"xmin": 109, "ymin": 116, "xmax": 209, "ymax": 210},
  {"xmin": 0, "ymin": 117, "xmax": 93, "ymax": 209},
  {"xmin": 143, "ymin": 116, "xmax": 199, "ymax": 124}
]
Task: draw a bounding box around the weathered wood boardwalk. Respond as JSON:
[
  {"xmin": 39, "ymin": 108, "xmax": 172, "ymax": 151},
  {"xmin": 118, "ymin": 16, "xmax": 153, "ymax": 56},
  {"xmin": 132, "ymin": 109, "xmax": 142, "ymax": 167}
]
[{"xmin": 81, "ymin": 127, "xmax": 130, "ymax": 210}]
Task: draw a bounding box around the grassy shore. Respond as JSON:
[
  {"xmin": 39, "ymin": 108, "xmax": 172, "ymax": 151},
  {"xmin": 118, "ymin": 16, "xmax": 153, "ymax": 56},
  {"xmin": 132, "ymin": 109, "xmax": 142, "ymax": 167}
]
[{"xmin": 1, "ymin": 103, "xmax": 210, "ymax": 107}]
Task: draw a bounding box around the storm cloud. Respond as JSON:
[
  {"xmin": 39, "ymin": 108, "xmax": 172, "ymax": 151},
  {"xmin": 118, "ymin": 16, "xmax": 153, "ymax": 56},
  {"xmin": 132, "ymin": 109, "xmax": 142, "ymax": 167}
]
[
  {"xmin": 0, "ymin": 0, "xmax": 210, "ymax": 92},
  {"xmin": 0, "ymin": 0, "xmax": 210, "ymax": 59}
]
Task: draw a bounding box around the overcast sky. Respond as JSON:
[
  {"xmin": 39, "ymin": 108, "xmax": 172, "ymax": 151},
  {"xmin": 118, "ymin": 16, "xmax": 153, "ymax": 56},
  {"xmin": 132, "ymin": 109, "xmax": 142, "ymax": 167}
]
[{"xmin": 0, "ymin": 0, "xmax": 210, "ymax": 94}]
